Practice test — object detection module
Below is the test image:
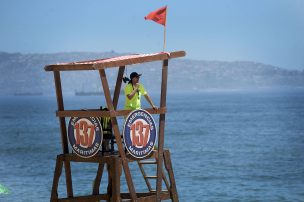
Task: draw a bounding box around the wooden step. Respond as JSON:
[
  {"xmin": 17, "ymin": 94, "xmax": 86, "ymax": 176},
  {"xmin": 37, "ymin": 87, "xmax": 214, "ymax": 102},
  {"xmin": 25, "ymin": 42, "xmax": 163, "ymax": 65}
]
[
  {"xmin": 138, "ymin": 161, "xmax": 157, "ymax": 164},
  {"xmin": 150, "ymin": 190, "xmax": 169, "ymax": 193},
  {"xmin": 145, "ymin": 176, "xmax": 158, "ymax": 179}
]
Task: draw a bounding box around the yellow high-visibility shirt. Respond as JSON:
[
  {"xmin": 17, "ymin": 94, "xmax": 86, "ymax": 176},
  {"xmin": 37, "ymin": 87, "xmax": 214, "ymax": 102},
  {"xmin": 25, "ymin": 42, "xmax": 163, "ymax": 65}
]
[{"xmin": 124, "ymin": 83, "xmax": 147, "ymax": 110}]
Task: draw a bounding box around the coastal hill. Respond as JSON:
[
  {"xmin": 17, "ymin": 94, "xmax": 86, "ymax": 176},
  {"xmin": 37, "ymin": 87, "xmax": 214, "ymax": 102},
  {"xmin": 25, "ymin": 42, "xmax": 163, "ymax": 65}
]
[{"xmin": 0, "ymin": 51, "xmax": 303, "ymax": 95}]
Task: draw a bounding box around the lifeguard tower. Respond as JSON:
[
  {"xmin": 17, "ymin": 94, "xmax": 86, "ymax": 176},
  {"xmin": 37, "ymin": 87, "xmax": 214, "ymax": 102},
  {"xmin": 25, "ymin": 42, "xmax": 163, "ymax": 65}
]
[{"xmin": 45, "ymin": 50, "xmax": 186, "ymax": 202}]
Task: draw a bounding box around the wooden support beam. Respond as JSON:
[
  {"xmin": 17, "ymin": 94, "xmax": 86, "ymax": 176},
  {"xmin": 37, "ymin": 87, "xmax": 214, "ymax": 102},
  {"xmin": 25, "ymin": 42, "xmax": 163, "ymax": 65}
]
[
  {"xmin": 57, "ymin": 194, "xmax": 109, "ymax": 202},
  {"xmin": 51, "ymin": 155, "xmax": 64, "ymax": 202},
  {"xmin": 156, "ymin": 59, "xmax": 168, "ymax": 201},
  {"xmin": 53, "ymin": 71, "xmax": 73, "ymax": 197},
  {"xmin": 107, "ymin": 162, "xmax": 111, "ymax": 200},
  {"xmin": 56, "ymin": 107, "xmax": 166, "ymax": 118},
  {"xmin": 62, "ymin": 153, "xmax": 114, "ymax": 163},
  {"xmin": 110, "ymin": 157, "xmax": 122, "ymax": 201},
  {"xmin": 92, "ymin": 162, "xmax": 105, "ymax": 195},
  {"xmin": 100, "ymin": 162, "xmax": 112, "ymax": 201},
  {"xmin": 99, "ymin": 69, "xmax": 137, "ymax": 201},
  {"xmin": 120, "ymin": 192, "xmax": 171, "ymax": 201},
  {"xmin": 163, "ymin": 150, "xmax": 179, "ymax": 202},
  {"xmin": 113, "ymin": 66, "xmax": 125, "ymax": 109},
  {"xmin": 162, "ymin": 170, "xmax": 170, "ymax": 192}
]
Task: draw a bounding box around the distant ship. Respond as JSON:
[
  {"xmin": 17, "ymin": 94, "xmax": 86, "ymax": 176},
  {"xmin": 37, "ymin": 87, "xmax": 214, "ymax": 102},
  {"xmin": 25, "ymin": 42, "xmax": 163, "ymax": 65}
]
[
  {"xmin": 75, "ymin": 89, "xmax": 124, "ymax": 96},
  {"xmin": 14, "ymin": 92, "xmax": 43, "ymax": 96},
  {"xmin": 75, "ymin": 84, "xmax": 104, "ymax": 96},
  {"xmin": 75, "ymin": 91, "xmax": 102, "ymax": 96}
]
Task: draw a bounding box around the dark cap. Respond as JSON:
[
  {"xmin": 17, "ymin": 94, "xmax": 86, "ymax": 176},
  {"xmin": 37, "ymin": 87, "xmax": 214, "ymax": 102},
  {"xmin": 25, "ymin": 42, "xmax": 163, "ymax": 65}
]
[{"xmin": 130, "ymin": 72, "xmax": 142, "ymax": 79}]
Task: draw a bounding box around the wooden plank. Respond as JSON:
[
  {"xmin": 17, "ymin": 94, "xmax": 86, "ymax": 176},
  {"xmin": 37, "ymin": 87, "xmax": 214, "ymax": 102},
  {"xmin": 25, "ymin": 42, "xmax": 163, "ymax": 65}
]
[
  {"xmin": 56, "ymin": 107, "xmax": 166, "ymax": 117},
  {"xmin": 113, "ymin": 66, "xmax": 125, "ymax": 109},
  {"xmin": 54, "ymin": 71, "xmax": 73, "ymax": 197},
  {"xmin": 146, "ymin": 176, "xmax": 158, "ymax": 179},
  {"xmin": 120, "ymin": 192, "xmax": 170, "ymax": 200},
  {"xmin": 156, "ymin": 59, "xmax": 168, "ymax": 201},
  {"xmin": 137, "ymin": 195, "xmax": 157, "ymax": 202},
  {"xmin": 57, "ymin": 194, "xmax": 109, "ymax": 202},
  {"xmin": 94, "ymin": 50, "xmax": 184, "ymax": 70},
  {"xmin": 63, "ymin": 153, "xmax": 113, "ymax": 163},
  {"xmin": 99, "ymin": 69, "xmax": 137, "ymax": 201},
  {"xmin": 138, "ymin": 161, "xmax": 157, "ymax": 164},
  {"xmin": 44, "ymin": 51, "xmax": 186, "ymax": 71},
  {"xmin": 45, "ymin": 63, "xmax": 95, "ymax": 72}
]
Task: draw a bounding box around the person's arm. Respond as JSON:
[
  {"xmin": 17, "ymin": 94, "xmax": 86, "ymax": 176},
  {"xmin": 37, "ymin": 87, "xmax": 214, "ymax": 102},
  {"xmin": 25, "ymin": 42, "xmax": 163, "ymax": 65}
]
[
  {"xmin": 127, "ymin": 84, "xmax": 139, "ymax": 100},
  {"xmin": 144, "ymin": 94, "xmax": 157, "ymax": 110}
]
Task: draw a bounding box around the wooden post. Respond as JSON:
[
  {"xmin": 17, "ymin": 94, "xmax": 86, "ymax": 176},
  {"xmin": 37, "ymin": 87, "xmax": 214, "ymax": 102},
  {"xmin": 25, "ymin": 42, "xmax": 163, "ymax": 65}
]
[
  {"xmin": 163, "ymin": 150, "xmax": 179, "ymax": 202},
  {"xmin": 111, "ymin": 157, "xmax": 122, "ymax": 202},
  {"xmin": 113, "ymin": 66, "xmax": 125, "ymax": 109},
  {"xmin": 53, "ymin": 71, "xmax": 73, "ymax": 197},
  {"xmin": 99, "ymin": 69, "xmax": 137, "ymax": 201},
  {"xmin": 107, "ymin": 163, "xmax": 112, "ymax": 201},
  {"xmin": 156, "ymin": 59, "xmax": 168, "ymax": 201},
  {"xmin": 92, "ymin": 162, "xmax": 105, "ymax": 195},
  {"xmin": 50, "ymin": 155, "xmax": 64, "ymax": 201}
]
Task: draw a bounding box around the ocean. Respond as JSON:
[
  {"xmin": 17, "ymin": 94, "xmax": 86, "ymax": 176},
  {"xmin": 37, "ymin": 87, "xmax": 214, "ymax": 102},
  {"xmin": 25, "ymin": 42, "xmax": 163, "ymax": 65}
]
[{"xmin": 0, "ymin": 89, "xmax": 304, "ymax": 202}]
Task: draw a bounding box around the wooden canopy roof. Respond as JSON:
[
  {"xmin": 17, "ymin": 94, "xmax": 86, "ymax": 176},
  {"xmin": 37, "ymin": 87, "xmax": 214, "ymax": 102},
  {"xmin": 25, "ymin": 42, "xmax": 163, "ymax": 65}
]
[{"xmin": 44, "ymin": 50, "xmax": 186, "ymax": 71}]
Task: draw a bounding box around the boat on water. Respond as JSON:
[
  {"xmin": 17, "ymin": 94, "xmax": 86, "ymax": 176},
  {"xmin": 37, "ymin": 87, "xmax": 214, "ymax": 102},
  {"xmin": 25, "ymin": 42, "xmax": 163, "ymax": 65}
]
[
  {"xmin": 14, "ymin": 92, "xmax": 43, "ymax": 96},
  {"xmin": 75, "ymin": 91, "xmax": 102, "ymax": 96},
  {"xmin": 75, "ymin": 89, "xmax": 124, "ymax": 96}
]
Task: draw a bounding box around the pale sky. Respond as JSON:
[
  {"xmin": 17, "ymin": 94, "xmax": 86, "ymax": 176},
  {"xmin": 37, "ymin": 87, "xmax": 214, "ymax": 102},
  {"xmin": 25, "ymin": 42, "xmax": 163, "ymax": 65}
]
[{"xmin": 0, "ymin": 0, "xmax": 304, "ymax": 69}]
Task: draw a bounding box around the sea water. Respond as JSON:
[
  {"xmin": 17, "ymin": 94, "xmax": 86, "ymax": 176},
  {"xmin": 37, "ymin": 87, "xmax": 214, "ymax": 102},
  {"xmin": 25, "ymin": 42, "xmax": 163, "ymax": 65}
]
[{"xmin": 0, "ymin": 89, "xmax": 303, "ymax": 202}]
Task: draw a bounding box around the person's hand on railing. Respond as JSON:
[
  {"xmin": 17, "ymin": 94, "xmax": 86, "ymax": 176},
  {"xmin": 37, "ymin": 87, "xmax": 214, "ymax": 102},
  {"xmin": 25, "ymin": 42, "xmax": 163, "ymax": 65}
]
[{"xmin": 152, "ymin": 105, "xmax": 158, "ymax": 111}]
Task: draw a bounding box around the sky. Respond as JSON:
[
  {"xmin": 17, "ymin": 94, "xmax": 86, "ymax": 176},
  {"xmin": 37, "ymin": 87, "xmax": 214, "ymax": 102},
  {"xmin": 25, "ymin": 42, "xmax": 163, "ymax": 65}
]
[{"xmin": 0, "ymin": 0, "xmax": 304, "ymax": 70}]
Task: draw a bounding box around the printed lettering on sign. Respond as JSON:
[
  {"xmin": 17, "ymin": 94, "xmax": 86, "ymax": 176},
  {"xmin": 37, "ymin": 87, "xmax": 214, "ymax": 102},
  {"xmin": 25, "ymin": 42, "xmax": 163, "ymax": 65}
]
[
  {"xmin": 123, "ymin": 109, "xmax": 157, "ymax": 159},
  {"xmin": 68, "ymin": 117, "xmax": 103, "ymax": 158}
]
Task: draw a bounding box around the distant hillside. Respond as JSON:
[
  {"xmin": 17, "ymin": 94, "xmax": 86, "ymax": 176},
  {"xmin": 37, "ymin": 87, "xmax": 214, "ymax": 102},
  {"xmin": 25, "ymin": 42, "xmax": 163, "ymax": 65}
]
[{"xmin": 0, "ymin": 51, "xmax": 303, "ymax": 95}]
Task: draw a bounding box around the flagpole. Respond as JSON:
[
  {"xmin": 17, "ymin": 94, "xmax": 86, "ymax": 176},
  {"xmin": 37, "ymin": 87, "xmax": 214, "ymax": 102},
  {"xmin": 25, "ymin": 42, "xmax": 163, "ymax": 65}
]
[
  {"xmin": 163, "ymin": 6, "xmax": 167, "ymax": 52},
  {"xmin": 163, "ymin": 25, "xmax": 166, "ymax": 52}
]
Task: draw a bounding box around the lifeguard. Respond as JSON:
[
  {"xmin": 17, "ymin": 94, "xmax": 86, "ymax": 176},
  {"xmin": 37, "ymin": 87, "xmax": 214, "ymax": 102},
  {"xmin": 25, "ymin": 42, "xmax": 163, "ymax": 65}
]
[{"xmin": 124, "ymin": 72, "xmax": 157, "ymax": 110}]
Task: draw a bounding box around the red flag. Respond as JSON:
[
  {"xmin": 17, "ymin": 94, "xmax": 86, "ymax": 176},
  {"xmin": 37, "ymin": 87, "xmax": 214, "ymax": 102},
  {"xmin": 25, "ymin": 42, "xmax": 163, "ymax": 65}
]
[{"xmin": 144, "ymin": 6, "xmax": 167, "ymax": 26}]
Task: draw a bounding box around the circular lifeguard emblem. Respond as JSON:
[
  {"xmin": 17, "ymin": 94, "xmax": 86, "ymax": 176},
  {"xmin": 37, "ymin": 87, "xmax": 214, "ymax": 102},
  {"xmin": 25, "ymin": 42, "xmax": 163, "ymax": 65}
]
[
  {"xmin": 123, "ymin": 109, "xmax": 157, "ymax": 159},
  {"xmin": 68, "ymin": 117, "xmax": 103, "ymax": 158}
]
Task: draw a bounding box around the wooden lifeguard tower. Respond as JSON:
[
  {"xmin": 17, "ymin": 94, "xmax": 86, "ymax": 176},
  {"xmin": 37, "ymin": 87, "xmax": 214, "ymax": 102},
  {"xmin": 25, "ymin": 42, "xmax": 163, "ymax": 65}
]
[{"xmin": 45, "ymin": 50, "xmax": 186, "ymax": 202}]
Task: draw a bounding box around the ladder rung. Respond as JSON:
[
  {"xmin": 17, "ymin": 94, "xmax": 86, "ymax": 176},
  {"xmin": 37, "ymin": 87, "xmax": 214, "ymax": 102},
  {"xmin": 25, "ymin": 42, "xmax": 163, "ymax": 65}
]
[
  {"xmin": 150, "ymin": 190, "xmax": 169, "ymax": 192},
  {"xmin": 145, "ymin": 176, "xmax": 158, "ymax": 179},
  {"xmin": 138, "ymin": 161, "xmax": 157, "ymax": 164}
]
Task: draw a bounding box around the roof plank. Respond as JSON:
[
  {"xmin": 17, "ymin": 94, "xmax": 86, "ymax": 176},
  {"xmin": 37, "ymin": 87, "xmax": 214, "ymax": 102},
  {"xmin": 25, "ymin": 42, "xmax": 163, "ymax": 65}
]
[{"xmin": 44, "ymin": 51, "xmax": 185, "ymax": 71}]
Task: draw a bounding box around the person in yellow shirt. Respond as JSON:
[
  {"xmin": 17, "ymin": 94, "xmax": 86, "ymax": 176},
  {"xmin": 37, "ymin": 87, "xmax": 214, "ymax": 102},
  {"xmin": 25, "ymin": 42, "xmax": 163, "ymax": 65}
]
[{"xmin": 124, "ymin": 72, "xmax": 157, "ymax": 110}]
